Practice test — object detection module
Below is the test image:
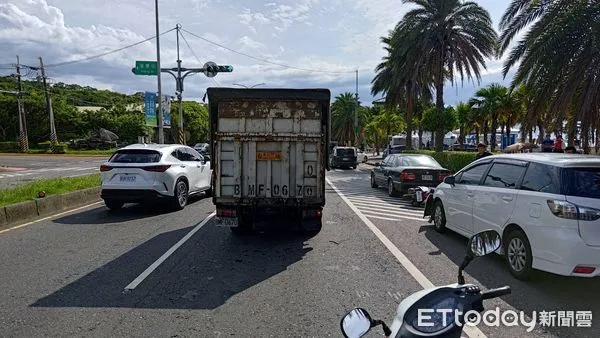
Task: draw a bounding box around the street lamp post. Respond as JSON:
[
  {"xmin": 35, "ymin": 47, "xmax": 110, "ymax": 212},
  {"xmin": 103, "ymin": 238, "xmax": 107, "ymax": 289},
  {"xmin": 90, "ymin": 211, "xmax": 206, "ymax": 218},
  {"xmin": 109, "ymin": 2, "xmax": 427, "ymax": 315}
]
[
  {"xmin": 233, "ymin": 83, "xmax": 266, "ymax": 88},
  {"xmin": 155, "ymin": 0, "xmax": 164, "ymax": 144}
]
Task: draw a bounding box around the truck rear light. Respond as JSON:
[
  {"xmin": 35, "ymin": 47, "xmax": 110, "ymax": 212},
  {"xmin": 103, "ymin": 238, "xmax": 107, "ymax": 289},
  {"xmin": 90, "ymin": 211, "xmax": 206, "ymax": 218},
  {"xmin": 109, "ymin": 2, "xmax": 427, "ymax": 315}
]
[
  {"xmin": 217, "ymin": 208, "xmax": 236, "ymax": 218},
  {"xmin": 100, "ymin": 165, "xmax": 112, "ymax": 172},
  {"xmin": 400, "ymin": 172, "xmax": 416, "ymax": 181},
  {"xmin": 303, "ymin": 209, "xmax": 322, "ymax": 218},
  {"xmin": 547, "ymin": 200, "xmax": 600, "ymax": 221},
  {"xmin": 573, "ymin": 265, "xmax": 596, "ymax": 274},
  {"xmin": 143, "ymin": 165, "xmax": 171, "ymax": 172}
]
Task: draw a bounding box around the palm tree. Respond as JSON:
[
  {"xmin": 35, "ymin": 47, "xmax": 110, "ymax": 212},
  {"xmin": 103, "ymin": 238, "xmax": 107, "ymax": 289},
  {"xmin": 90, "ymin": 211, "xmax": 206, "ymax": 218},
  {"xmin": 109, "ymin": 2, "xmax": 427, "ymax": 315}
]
[
  {"xmin": 396, "ymin": 0, "xmax": 497, "ymax": 152},
  {"xmin": 499, "ymin": 0, "xmax": 600, "ymax": 153},
  {"xmin": 470, "ymin": 84, "xmax": 508, "ymax": 152},
  {"xmin": 372, "ymin": 25, "xmax": 433, "ymax": 149},
  {"xmin": 331, "ymin": 92, "xmax": 364, "ymax": 145},
  {"xmin": 455, "ymin": 102, "xmax": 472, "ymax": 149}
]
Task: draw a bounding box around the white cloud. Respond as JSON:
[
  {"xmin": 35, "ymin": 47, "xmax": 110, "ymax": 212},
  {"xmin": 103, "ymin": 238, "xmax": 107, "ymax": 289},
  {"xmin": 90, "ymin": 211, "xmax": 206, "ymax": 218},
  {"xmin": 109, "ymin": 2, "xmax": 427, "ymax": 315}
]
[{"xmin": 0, "ymin": 0, "xmax": 515, "ymax": 106}]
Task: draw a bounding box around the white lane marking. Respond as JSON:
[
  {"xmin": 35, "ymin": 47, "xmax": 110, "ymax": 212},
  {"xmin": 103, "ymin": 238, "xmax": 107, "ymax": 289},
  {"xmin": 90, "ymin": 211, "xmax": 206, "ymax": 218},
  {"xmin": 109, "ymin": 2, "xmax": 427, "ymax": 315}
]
[
  {"xmin": 0, "ymin": 201, "xmax": 104, "ymax": 234},
  {"xmin": 124, "ymin": 211, "xmax": 216, "ymax": 291},
  {"xmin": 360, "ymin": 211, "xmax": 427, "ymax": 222},
  {"xmin": 326, "ymin": 177, "xmax": 487, "ymax": 338},
  {"xmin": 350, "ymin": 201, "xmax": 423, "ymax": 216}
]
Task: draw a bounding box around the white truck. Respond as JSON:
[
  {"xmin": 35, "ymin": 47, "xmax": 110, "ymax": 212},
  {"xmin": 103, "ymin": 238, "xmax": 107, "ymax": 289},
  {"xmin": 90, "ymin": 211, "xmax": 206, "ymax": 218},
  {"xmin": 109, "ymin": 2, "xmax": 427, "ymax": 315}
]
[{"xmin": 206, "ymin": 88, "xmax": 331, "ymax": 235}]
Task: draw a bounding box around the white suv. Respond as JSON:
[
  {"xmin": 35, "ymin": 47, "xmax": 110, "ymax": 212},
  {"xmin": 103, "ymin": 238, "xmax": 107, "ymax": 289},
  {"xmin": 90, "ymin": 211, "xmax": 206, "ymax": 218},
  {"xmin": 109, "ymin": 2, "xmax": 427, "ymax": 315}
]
[
  {"xmin": 100, "ymin": 144, "xmax": 212, "ymax": 210},
  {"xmin": 427, "ymin": 153, "xmax": 600, "ymax": 280}
]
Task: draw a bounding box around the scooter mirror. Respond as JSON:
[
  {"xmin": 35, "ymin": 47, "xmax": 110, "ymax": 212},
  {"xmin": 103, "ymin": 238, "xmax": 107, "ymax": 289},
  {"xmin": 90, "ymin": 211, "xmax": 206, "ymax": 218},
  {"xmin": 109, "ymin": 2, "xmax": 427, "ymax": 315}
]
[
  {"xmin": 341, "ymin": 308, "xmax": 373, "ymax": 338},
  {"xmin": 468, "ymin": 230, "xmax": 502, "ymax": 257}
]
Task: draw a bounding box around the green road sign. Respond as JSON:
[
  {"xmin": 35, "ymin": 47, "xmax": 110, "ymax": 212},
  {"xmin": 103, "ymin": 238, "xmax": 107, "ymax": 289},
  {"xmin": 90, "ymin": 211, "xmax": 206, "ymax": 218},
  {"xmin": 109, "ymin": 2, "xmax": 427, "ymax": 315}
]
[{"xmin": 133, "ymin": 61, "xmax": 158, "ymax": 76}]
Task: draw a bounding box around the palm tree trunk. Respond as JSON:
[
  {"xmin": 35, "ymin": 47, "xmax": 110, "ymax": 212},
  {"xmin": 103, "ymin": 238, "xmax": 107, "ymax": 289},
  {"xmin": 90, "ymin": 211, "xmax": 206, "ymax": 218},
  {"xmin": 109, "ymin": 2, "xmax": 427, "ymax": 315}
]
[
  {"xmin": 537, "ymin": 122, "xmax": 545, "ymax": 145},
  {"xmin": 567, "ymin": 115, "xmax": 576, "ymax": 146},
  {"xmin": 406, "ymin": 89, "xmax": 414, "ymax": 149},
  {"xmin": 490, "ymin": 115, "xmax": 498, "ymax": 152},
  {"xmin": 482, "ymin": 120, "xmax": 488, "ymax": 145},
  {"xmin": 459, "ymin": 126, "xmax": 464, "ymax": 150},
  {"xmin": 434, "ymin": 55, "xmax": 445, "ymax": 152},
  {"xmin": 418, "ymin": 129, "xmax": 423, "ymax": 149},
  {"xmin": 582, "ymin": 118, "xmax": 590, "ymax": 154}
]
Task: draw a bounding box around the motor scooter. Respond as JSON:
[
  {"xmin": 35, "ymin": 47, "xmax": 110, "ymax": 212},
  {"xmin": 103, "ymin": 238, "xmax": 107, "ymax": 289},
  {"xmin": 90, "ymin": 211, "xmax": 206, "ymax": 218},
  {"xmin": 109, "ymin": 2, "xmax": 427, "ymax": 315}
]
[
  {"xmin": 407, "ymin": 186, "xmax": 434, "ymax": 207},
  {"xmin": 340, "ymin": 230, "xmax": 511, "ymax": 338}
]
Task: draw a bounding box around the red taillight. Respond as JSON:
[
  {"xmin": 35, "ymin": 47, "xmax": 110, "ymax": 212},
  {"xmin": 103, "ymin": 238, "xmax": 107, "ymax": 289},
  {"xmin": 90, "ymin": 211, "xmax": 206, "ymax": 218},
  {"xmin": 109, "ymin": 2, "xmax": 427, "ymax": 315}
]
[
  {"xmin": 217, "ymin": 208, "xmax": 236, "ymax": 217},
  {"xmin": 303, "ymin": 209, "xmax": 322, "ymax": 218},
  {"xmin": 100, "ymin": 165, "xmax": 112, "ymax": 172},
  {"xmin": 143, "ymin": 165, "xmax": 171, "ymax": 172},
  {"xmin": 401, "ymin": 172, "xmax": 416, "ymax": 181},
  {"xmin": 573, "ymin": 266, "xmax": 596, "ymax": 274}
]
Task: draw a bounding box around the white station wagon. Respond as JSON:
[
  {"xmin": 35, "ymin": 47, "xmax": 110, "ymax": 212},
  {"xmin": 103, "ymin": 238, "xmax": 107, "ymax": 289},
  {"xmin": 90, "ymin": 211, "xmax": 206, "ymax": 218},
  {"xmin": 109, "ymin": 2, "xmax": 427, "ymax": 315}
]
[{"xmin": 425, "ymin": 153, "xmax": 600, "ymax": 280}]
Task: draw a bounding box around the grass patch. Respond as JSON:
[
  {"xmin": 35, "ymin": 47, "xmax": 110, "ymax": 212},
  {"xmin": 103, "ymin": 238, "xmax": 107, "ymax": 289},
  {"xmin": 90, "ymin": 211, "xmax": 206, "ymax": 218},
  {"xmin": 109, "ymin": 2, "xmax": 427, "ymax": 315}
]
[{"xmin": 0, "ymin": 174, "xmax": 101, "ymax": 207}]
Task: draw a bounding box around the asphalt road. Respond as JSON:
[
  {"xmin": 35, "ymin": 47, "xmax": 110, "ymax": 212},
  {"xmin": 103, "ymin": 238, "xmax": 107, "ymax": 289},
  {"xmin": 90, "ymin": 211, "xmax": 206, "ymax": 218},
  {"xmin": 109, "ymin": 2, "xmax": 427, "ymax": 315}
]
[
  {"xmin": 0, "ymin": 164, "xmax": 597, "ymax": 337},
  {"xmin": 0, "ymin": 155, "xmax": 108, "ymax": 188}
]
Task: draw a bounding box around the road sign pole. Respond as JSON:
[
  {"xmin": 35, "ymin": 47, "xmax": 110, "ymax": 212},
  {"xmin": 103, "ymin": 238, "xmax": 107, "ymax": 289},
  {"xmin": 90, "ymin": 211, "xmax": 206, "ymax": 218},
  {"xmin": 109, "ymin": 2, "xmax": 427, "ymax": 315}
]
[{"xmin": 176, "ymin": 24, "xmax": 185, "ymax": 145}]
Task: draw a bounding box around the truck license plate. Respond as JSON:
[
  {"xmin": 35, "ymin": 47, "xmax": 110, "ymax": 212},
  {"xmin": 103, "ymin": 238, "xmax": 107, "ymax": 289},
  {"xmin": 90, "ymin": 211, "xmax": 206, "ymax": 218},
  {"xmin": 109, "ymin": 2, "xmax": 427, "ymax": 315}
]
[
  {"xmin": 416, "ymin": 191, "xmax": 423, "ymax": 202},
  {"xmin": 216, "ymin": 217, "xmax": 238, "ymax": 227},
  {"xmin": 343, "ymin": 158, "xmax": 349, "ymax": 161},
  {"xmin": 257, "ymin": 152, "xmax": 281, "ymax": 161},
  {"xmin": 120, "ymin": 175, "xmax": 136, "ymax": 182},
  {"xmin": 422, "ymin": 175, "xmax": 433, "ymax": 181}
]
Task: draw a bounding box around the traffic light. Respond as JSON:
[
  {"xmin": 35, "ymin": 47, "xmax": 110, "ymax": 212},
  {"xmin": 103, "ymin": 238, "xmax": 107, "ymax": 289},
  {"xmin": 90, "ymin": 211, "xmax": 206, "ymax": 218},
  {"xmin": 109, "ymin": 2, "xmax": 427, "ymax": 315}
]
[{"xmin": 208, "ymin": 65, "xmax": 233, "ymax": 73}]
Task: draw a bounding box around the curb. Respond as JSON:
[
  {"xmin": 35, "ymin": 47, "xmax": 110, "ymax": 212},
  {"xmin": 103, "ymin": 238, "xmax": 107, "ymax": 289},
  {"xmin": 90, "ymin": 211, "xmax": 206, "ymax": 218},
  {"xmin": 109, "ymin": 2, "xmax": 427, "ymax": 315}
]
[
  {"xmin": 0, "ymin": 153, "xmax": 110, "ymax": 158},
  {"xmin": 0, "ymin": 187, "xmax": 102, "ymax": 232}
]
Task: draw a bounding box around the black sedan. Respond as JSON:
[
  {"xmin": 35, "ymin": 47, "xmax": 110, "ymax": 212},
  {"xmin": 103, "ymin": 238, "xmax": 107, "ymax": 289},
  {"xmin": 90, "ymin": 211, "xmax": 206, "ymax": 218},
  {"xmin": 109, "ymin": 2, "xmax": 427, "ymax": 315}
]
[{"xmin": 370, "ymin": 154, "xmax": 452, "ymax": 197}]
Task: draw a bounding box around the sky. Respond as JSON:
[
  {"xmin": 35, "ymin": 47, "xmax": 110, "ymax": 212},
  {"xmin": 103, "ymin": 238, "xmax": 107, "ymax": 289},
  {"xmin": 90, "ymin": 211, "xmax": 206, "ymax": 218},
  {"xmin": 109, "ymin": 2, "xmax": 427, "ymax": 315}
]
[{"xmin": 0, "ymin": 0, "xmax": 518, "ymax": 107}]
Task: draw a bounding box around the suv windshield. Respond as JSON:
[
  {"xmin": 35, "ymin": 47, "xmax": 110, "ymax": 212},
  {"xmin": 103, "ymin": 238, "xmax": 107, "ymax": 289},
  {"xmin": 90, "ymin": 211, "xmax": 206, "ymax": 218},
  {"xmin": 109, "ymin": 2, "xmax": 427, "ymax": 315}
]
[
  {"xmin": 335, "ymin": 148, "xmax": 355, "ymax": 156},
  {"xmin": 564, "ymin": 167, "xmax": 600, "ymax": 199},
  {"xmin": 110, "ymin": 149, "xmax": 162, "ymax": 163}
]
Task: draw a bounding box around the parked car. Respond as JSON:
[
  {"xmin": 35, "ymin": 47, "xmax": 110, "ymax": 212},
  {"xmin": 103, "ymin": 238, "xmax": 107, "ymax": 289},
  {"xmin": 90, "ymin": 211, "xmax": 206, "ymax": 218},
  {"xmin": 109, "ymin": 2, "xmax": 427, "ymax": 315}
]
[
  {"xmin": 100, "ymin": 144, "xmax": 212, "ymax": 211},
  {"xmin": 370, "ymin": 153, "xmax": 452, "ymax": 197},
  {"xmin": 356, "ymin": 149, "xmax": 368, "ymax": 163},
  {"xmin": 425, "ymin": 153, "xmax": 600, "ymax": 280},
  {"xmin": 193, "ymin": 142, "xmax": 211, "ymax": 161},
  {"xmin": 330, "ymin": 146, "xmax": 358, "ymax": 169}
]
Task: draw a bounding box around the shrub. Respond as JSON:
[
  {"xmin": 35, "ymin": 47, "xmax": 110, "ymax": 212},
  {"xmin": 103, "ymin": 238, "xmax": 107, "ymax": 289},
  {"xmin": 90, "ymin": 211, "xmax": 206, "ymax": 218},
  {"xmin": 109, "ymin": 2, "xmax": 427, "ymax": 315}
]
[
  {"xmin": 0, "ymin": 142, "xmax": 20, "ymax": 152},
  {"xmin": 401, "ymin": 150, "xmax": 477, "ymax": 173}
]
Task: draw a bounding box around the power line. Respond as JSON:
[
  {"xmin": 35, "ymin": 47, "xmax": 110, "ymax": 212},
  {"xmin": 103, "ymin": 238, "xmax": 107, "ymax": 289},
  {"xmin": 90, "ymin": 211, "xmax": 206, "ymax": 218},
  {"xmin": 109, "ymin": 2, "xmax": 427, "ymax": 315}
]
[
  {"xmin": 178, "ymin": 29, "xmax": 221, "ymax": 87},
  {"xmin": 181, "ymin": 28, "xmax": 357, "ymax": 75},
  {"xmin": 18, "ymin": 28, "xmax": 177, "ymax": 69}
]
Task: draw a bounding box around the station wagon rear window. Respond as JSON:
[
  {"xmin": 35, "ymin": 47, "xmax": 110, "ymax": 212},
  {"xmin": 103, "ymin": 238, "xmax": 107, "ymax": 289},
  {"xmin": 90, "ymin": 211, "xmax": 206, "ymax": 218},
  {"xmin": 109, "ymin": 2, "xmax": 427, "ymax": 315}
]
[
  {"xmin": 564, "ymin": 167, "xmax": 600, "ymax": 199},
  {"xmin": 109, "ymin": 150, "xmax": 162, "ymax": 163}
]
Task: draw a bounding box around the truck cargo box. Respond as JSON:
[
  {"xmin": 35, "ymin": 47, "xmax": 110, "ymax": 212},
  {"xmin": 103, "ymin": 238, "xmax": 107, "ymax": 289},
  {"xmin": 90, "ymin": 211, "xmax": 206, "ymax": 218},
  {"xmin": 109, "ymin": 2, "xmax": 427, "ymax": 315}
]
[{"xmin": 206, "ymin": 88, "xmax": 331, "ymax": 234}]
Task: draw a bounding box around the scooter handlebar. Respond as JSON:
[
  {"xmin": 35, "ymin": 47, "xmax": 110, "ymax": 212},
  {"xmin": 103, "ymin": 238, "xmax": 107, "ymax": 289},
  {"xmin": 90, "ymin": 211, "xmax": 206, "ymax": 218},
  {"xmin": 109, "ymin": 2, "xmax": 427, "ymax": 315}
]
[{"xmin": 480, "ymin": 286, "xmax": 511, "ymax": 300}]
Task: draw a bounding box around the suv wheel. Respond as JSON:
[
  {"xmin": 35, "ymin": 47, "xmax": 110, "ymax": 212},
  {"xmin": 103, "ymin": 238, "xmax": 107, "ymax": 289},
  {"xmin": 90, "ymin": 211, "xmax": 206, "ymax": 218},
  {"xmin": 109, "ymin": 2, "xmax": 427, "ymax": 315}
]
[
  {"xmin": 104, "ymin": 199, "xmax": 124, "ymax": 211},
  {"xmin": 505, "ymin": 229, "xmax": 533, "ymax": 280},
  {"xmin": 433, "ymin": 201, "xmax": 446, "ymax": 233},
  {"xmin": 387, "ymin": 179, "xmax": 397, "ymax": 197},
  {"xmin": 172, "ymin": 179, "xmax": 189, "ymax": 210}
]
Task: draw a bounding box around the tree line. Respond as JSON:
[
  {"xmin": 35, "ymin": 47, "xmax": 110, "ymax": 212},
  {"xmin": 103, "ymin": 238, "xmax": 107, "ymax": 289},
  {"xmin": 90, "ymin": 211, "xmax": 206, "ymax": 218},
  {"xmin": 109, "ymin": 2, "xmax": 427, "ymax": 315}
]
[
  {"xmin": 0, "ymin": 76, "xmax": 209, "ymax": 148},
  {"xmin": 335, "ymin": 0, "xmax": 600, "ymax": 154}
]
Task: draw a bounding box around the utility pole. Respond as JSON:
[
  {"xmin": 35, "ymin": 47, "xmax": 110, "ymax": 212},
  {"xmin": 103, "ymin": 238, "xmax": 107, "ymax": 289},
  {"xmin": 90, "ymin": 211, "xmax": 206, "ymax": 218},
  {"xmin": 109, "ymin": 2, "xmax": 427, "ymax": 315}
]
[
  {"xmin": 354, "ymin": 69, "xmax": 359, "ymax": 146},
  {"xmin": 155, "ymin": 0, "xmax": 164, "ymax": 143},
  {"xmin": 16, "ymin": 56, "xmax": 29, "ymax": 152},
  {"xmin": 175, "ymin": 24, "xmax": 185, "ymax": 145},
  {"xmin": 39, "ymin": 57, "xmax": 58, "ymax": 147}
]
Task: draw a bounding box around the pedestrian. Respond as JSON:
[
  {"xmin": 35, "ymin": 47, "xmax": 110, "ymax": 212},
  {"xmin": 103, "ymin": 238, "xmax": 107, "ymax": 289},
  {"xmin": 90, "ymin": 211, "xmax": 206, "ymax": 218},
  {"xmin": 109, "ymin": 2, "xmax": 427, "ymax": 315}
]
[
  {"xmin": 553, "ymin": 135, "xmax": 564, "ymax": 153},
  {"xmin": 541, "ymin": 135, "xmax": 554, "ymax": 152},
  {"xmin": 476, "ymin": 143, "xmax": 492, "ymax": 160}
]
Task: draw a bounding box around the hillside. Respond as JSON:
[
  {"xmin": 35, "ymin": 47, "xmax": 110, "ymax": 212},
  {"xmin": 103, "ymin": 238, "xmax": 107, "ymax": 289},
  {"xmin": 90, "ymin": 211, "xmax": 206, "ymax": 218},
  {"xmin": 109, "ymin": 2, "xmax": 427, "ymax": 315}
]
[{"xmin": 0, "ymin": 76, "xmax": 208, "ymax": 146}]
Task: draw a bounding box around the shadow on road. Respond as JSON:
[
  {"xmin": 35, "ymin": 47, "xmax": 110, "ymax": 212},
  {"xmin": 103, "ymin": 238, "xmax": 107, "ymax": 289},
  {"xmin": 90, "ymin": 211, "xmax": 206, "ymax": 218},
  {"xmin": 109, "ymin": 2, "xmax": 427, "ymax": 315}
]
[
  {"xmin": 31, "ymin": 219, "xmax": 312, "ymax": 310},
  {"xmin": 52, "ymin": 194, "xmax": 208, "ymax": 225},
  {"xmin": 418, "ymin": 224, "xmax": 599, "ymax": 336}
]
